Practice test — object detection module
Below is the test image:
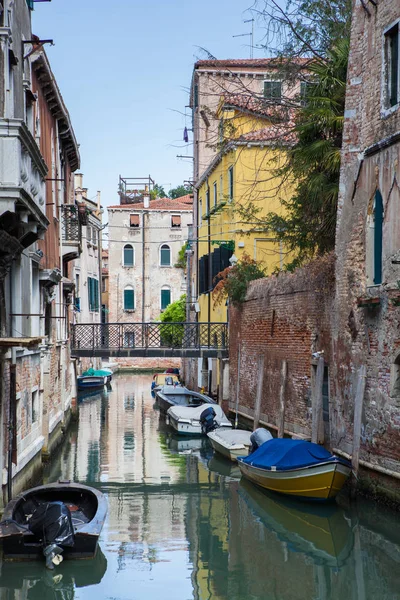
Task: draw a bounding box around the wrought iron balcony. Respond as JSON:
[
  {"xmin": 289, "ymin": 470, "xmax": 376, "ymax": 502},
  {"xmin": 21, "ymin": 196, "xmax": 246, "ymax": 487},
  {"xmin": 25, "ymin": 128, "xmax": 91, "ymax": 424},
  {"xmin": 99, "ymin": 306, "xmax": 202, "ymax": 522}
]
[
  {"xmin": 71, "ymin": 322, "xmax": 229, "ymax": 358},
  {"xmin": 61, "ymin": 204, "xmax": 81, "ymax": 262}
]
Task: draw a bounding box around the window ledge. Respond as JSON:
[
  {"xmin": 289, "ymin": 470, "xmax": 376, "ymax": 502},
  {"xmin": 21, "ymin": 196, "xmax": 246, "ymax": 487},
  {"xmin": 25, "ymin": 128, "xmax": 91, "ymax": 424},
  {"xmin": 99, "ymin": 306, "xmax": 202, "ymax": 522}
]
[
  {"xmin": 123, "ymin": 265, "xmax": 135, "ymax": 268},
  {"xmin": 124, "ymin": 309, "xmax": 135, "ymax": 313},
  {"xmin": 160, "ymin": 265, "xmax": 171, "ymax": 268}
]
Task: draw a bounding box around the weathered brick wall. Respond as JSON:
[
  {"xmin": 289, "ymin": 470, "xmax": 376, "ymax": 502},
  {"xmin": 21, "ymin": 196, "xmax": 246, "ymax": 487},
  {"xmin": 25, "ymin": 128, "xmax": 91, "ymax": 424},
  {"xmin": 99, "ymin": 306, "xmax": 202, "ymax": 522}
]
[
  {"xmin": 334, "ymin": 0, "xmax": 400, "ymax": 473},
  {"xmin": 229, "ymin": 254, "xmax": 335, "ymax": 438}
]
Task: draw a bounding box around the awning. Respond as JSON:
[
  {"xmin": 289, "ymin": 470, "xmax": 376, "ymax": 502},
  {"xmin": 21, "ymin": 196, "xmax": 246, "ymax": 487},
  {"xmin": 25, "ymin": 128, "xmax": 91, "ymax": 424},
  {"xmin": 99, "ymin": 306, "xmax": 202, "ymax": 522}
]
[
  {"xmin": 130, "ymin": 214, "xmax": 140, "ymax": 227},
  {"xmin": 171, "ymin": 215, "xmax": 181, "ymax": 227}
]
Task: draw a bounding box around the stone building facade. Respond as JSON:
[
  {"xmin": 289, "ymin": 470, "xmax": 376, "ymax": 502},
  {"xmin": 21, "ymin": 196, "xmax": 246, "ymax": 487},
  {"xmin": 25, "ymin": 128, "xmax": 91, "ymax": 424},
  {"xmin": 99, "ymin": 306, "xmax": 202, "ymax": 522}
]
[
  {"xmin": 0, "ymin": 1, "xmax": 81, "ymax": 505},
  {"xmin": 332, "ymin": 0, "xmax": 400, "ymax": 495},
  {"xmin": 107, "ymin": 195, "xmax": 192, "ymax": 369}
]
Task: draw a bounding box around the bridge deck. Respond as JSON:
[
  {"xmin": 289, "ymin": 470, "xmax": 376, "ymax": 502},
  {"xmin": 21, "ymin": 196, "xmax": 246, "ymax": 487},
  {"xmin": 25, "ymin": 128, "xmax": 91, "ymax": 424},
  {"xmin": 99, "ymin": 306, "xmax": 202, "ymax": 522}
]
[{"xmin": 71, "ymin": 322, "xmax": 229, "ymax": 358}]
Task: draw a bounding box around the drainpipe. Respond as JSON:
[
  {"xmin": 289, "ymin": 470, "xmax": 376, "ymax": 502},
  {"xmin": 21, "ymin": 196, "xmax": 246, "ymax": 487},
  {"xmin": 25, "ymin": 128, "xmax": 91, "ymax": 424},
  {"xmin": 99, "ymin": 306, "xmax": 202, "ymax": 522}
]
[
  {"xmin": 142, "ymin": 187, "xmax": 150, "ymax": 324},
  {"xmin": 8, "ymin": 347, "xmax": 17, "ymax": 502}
]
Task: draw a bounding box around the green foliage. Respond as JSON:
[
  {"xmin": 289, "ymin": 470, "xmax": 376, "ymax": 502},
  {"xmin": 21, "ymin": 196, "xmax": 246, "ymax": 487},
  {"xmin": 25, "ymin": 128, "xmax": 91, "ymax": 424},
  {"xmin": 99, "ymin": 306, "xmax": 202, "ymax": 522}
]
[
  {"xmin": 159, "ymin": 294, "xmax": 186, "ymax": 346},
  {"xmin": 213, "ymin": 255, "xmax": 266, "ymax": 307},
  {"xmin": 269, "ymin": 39, "xmax": 349, "ymax": 265},
  {"xmin": 150, "ymin": 184, "xmax": 167, "ymax": 200},
  {"xmin": 175, "ymin": 243, "xmax": 188, "ymax": 269},
  {"xmin": 168, "ymin": 185, "xmax": 192, "ymax": 199}
]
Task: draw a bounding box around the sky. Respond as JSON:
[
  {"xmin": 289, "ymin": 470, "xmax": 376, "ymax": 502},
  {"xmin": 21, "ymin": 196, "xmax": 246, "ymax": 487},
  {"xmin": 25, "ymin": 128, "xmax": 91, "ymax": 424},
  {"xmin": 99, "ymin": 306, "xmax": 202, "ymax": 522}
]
[{"xmin": 32, "ymin": 0, "xmax": 266, "ymax": 209}]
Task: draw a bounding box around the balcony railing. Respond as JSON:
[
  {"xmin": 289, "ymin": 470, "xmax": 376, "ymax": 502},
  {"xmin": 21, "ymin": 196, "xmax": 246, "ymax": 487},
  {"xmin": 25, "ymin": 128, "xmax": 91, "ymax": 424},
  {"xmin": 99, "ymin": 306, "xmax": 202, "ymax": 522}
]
[
  {"xmin": 71, "ymin": 322, "xmax": 229, "ymax": 358},
  {"xmin": 61, "ymin": 205, "xmax": 81, "ymax": 242}
]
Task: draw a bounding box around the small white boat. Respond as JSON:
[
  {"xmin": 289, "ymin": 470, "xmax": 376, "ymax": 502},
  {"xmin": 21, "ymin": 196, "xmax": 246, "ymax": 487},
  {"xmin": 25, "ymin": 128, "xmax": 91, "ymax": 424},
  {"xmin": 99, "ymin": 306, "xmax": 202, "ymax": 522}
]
[
  {"xmin": 167, "ymin": 404, "xmax": 232, "ymax": 436},
  {"xmin": 156, "ymin": 385, "xmax": 216, "ymax": 413},
  {"xmin": 207, "ymin": 428, "xmax": 252, "ymax": 462}
]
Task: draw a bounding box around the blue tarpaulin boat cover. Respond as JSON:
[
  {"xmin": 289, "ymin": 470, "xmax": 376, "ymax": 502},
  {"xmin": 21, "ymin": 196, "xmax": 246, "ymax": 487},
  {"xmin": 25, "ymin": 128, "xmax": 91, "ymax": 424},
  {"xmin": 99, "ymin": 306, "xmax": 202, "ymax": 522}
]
[{"xmin": 242, "ymin": 439, "xmax": 338, "ymax": 471}]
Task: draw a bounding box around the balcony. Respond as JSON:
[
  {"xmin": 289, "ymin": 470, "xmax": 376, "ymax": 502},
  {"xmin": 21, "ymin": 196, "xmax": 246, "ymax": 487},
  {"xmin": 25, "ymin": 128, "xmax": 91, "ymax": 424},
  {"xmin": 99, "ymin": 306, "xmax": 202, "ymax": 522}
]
[{"xmin": 61, "ymin": 205, "xmax": 81, "ymax": 262}]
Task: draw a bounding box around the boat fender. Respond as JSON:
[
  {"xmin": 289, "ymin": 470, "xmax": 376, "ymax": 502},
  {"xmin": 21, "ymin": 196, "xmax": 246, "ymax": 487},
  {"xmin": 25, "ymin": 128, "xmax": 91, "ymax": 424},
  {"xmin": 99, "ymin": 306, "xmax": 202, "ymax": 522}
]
[
  {"xmin": 199, "ymin": 406, "xmax": 217, "ymax": 434},
  {"xmin": 250, "ymin": 428, "xmax": 273, "ymax": 453}
]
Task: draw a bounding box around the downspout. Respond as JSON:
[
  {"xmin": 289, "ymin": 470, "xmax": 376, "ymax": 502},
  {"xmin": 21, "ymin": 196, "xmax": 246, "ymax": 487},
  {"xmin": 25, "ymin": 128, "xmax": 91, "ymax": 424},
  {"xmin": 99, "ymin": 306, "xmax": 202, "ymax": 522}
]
[
  {"xmin": 142, "ymin": 186, "xmax": 150, "ymax": 324},
  {"xmin": 8, "ymin": 347, "xmax": 17, "ymax": 502}
]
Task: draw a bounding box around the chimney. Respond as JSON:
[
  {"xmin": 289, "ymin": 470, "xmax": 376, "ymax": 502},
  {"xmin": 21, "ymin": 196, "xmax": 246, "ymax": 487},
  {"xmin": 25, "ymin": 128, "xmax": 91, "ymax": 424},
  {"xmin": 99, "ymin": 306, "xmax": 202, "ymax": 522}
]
[
  {"xmin": 143, "ymin": 184, "xmax": 150, "ymax": 209},
  {"xmin": 74, "ymin": 173, "xmax": 83, "ymax": 189},
  {"xmin": 96, "ymin": 191, "xmax": 101, "ymax": 212}
]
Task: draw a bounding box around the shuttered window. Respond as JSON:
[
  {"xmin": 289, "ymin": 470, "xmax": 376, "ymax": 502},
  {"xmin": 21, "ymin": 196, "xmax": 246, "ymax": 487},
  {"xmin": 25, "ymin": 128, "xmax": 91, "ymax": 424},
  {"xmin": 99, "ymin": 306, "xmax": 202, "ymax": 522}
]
[
  {"xmin": 88, "ymin": 277, "xmax": 99, "ymax": 311},
  {"xmin": 171, "ymin": 215, "xmax": 181, "ymax": 228},
  {"xmin": 161, "ymin": 288, "xmax": 171, "ymax": 310},
  {"xmin": 130, "ymin": 214, "xmax": 140, "ymax": 228},
  {"xmin": 198, "ymin": 255, "xmax": 210, "ymax": 294},
  {"xmin": 160, "ymin": 245, "xmax": 171, "ymax": 266},
  {"xmin": 124, "ymin": 244, "xmax": 134, "ymax": 266},
  {"xmin": 228, "ymin": 166, "xmax": 234, "ymax": 201},
  {"xmin": 124, "ymin": 288, "xmax": 135, "ymax": 310},
  {"xmin": 264, "ymin": 80, "xmax": 282, "ymax": 103}
]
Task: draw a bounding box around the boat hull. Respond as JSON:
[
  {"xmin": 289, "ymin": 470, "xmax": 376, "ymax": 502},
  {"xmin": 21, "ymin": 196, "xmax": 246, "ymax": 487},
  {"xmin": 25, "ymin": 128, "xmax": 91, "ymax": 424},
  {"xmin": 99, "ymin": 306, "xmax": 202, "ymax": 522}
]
[
  {"xmin": 208, "ymin": 431, "xmax": 251, "ymax": 462},
  {"xmin": 0, "ymin": 482, "xmax": 107, "ymax": 561},
  {"xmin": 77, "ymin": 376, "xmax": 106, "ymax": 390},
  {"xmin": 237, "ymin": 459, "xmax": 351, "ymax": 501}
]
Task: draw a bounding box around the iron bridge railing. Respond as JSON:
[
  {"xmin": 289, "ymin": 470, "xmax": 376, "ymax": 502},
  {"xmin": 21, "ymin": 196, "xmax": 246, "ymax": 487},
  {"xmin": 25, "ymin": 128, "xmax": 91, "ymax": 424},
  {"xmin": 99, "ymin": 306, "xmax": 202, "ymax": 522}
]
[{"xmin": 71, "ymin": 322, "xmax": 229, "ymax": 358}]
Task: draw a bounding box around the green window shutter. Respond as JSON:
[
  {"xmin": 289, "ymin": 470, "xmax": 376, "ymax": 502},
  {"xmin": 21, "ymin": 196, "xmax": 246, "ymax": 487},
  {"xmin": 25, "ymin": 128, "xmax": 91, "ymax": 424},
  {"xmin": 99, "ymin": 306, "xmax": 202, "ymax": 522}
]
[
  {"xmin": 228, "ymin": 166, "xmax": 234, "ymax": 201},
  {"xmin": 161, "ymin": 289, "xmax": 171, "ymax": 310},
  {"xmin": 94, "ymin": 279, "xmax": 99, "ymax": 311},
  {"xmin": 374, "ymin": 191, "xmax": 383, "ymax": 285},
  {"xmin": 124, "ymin": 289, "xmax": 135, "ymax": 310},
  {"xmin": 124, "ymin": 245, "xmax": 134, "ymax": 266},
  {"xmin": 389, "ymin": 26, "xmax": 399, "ymax": 107},
  {"xmin": 88, "ymin": 277, "xmax": 92, "ymax": 311},
  {"xmin": 160, "ymin": 245, "xmax": 170, "ymax": 266},
  {"xmin": 264, "ymin": 81, "xmax": 282, "ymax": 103}
]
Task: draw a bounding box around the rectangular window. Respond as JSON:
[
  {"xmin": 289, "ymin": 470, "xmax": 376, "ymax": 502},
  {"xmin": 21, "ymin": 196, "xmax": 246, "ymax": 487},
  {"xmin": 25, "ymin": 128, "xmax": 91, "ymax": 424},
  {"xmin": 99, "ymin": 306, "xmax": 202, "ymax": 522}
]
[
  {"xmin": 130, "ymin": 214, "xmax": 140, "ymax": 228},
  {"xmin": 206, "ymin": 188, "xmax": 210, "ymax": 216},
  {"xmin": 194, "ymin": 83, "xmax": 199, "ymax": 108},
  {"xmin": 213, "ymin": 182, "xmax": 217, "ymax": 207},
  {"xmin": 171, "ymin": 215, "xmax": 181, "ymax": 228},
  {"xmin": 124, "ymin": 289, "xmax": 135, "ymax": 310},
  {"xmin": 300, "ymin": 81, "xmax": 312, "ymax": 106},
  {"xmin": 385, "ymin": 24, "xmax": 400, "ymax": 108},
  {"xmin": 161, "ymin": 288, "xmax": 171, "ymax": 310},
  {"xmin": 88, "ymin": 277, "xmax": 99, "ymax": 311},
  {"xmin": 219, "ymin": 175, "xmax": 223, "ymax": 201},
  {"xmin": 228, "ymin": 166, "xmax": 234, "ymax": 202},
  {"xmin": 199, "ymin": 198, "xmax": 203, "ymax": 226},
  {"xmin": 264, "ymin": 80, "xmax": 282, "ymax": 103}
]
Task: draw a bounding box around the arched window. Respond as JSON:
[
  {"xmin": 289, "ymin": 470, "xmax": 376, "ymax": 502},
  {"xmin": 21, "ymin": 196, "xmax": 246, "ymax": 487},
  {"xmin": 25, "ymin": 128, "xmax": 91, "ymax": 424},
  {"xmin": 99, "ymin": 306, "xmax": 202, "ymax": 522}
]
[
  {"xmin": 161, "ymin": 287, "xmax": 171, "ymax": 310},
  {"xmin": 373, "ymin": 190, "xmax": 383, "ymax": 285},
  {"xmin": 123, "ymin": 244, "xmax": 134, "ymax": 267},
  {"xmin": 160, "ymin": 244, "xmax": 171, "ymax": 266},
  {"xmin": 124, "ymin": 286, "xmax": 135, "ymax": 310},
  {"xmin": 366, "ymin": 190, "xmax": 384, "ymax": 286}
]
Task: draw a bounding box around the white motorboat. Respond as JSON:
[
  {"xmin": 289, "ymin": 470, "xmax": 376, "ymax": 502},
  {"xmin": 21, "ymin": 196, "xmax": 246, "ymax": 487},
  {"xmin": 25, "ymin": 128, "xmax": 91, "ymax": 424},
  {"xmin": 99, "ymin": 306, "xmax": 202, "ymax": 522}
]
[
  {"xmin": 167, "ymin": 404, "xmax": 232, "ymax": 436},
  {"xmin": 207, "ymin": 428, "xmax": 252, "ymax": 462},
  {"xmin": 156, "ymin": 385, "xmax": 216, "ymax": 413}
]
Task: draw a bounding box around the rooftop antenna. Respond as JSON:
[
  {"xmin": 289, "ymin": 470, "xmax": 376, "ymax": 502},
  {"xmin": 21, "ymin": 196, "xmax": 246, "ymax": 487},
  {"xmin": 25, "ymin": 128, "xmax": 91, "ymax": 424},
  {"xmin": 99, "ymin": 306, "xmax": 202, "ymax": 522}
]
[{"xmin": 233, "ymin": 18, "xmax": 255, "ymax": 59}]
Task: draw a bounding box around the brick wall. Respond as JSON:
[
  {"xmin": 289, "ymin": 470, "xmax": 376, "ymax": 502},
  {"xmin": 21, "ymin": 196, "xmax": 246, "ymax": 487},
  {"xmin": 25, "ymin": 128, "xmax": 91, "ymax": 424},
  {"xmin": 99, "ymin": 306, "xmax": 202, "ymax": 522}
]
[{"xmin": 229, "ymin": 254, "xmax": 335, "ymax": 439}]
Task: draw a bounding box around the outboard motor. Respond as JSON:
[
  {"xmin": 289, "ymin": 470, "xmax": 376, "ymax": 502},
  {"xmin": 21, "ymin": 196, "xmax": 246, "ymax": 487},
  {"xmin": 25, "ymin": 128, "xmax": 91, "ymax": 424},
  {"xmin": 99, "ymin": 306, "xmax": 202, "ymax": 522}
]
[
  {"xmin": 199, "ymin": 406, "xmax": 217, "ymax": 434},
  {"xmin": 28, "ymin": 501, "xmax": 75, "ymax": 569},
  {"xmin": 250, "ymin": 428, "xmax": 273, "ymax": 454}
]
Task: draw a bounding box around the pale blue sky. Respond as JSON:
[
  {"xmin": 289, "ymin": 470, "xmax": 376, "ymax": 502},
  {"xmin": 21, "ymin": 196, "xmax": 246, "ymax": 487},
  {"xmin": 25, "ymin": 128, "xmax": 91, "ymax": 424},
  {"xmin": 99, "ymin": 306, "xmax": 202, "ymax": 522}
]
[{"xmin": 32, "ymin": 0, "xmax": 264, "ymax": 209}]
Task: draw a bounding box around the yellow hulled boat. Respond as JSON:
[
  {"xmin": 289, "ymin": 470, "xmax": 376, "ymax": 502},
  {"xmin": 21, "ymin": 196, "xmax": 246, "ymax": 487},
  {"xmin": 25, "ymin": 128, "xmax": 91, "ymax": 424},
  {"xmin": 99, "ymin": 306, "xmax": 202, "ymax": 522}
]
[{"xmin": 237, "ymin": 438, "xmax": 352, "ymax": 501}]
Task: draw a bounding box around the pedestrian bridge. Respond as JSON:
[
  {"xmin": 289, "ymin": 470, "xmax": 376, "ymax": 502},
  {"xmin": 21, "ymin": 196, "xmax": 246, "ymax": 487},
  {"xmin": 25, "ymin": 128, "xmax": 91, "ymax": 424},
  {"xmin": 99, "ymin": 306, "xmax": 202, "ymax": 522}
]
[{"xmin": 71, "ymin": 322, "xmax": 228, "ymax": 358}]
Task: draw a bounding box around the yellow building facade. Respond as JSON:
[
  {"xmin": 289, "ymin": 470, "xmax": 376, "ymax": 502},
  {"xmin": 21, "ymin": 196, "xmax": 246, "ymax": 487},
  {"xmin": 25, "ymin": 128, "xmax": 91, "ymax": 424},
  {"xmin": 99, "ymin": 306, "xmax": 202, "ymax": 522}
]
[{"xmin": 196, "ymin": 97, "xmax": 294, "ymax": 324}]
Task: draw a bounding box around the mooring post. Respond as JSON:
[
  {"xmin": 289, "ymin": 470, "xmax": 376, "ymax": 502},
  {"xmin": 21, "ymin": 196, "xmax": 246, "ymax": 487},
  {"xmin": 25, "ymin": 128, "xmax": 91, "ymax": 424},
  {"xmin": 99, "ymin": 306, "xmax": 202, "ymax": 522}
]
[
  {"xmin": 311, "ymin": 356, "xmax": 325, "ymax": 444},
  {"xmin": 277, "ymin": 360, "xmax": 288, "ymax": 438},
  {"xmin": 351, "ymin": 364, "xmax": 367, "ymax": 498},
  {"xmin": 234, "ymin": 345, "xmax": 241, "ymax": 428},
  {"xmin": 253, "ymin": 355, "xmax": 265, "ymax": 430}
]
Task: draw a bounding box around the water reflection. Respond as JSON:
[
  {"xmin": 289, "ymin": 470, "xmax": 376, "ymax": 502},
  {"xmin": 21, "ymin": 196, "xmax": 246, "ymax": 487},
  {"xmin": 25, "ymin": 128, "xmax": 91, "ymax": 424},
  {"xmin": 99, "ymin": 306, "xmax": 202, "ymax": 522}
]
[
  {"xmin": 0, "ymin": 546, "xmax": 107, "ymax": 599},
  {"xmin": 2, "ymin": 373, "xmax": 400, "ymax": 600}
]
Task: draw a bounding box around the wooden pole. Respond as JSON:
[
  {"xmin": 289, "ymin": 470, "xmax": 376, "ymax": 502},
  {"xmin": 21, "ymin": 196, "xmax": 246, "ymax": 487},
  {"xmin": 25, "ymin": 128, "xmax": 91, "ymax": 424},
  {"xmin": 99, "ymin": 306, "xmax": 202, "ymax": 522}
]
[
  {"xmin": 351, "ymin": 364, "xmax": 367, "ymax": 498},
  {"xmin": 253, "ymin": 355, "xmax": 265, "ymax": 430},
  {"xmin": 277, "ymin": 360, "xmax": 288, "ymax": 438},
  {"xmin": 234, "ymin": 345, "xmax": 241, "ymax": 429},
  {"xmin": 311, "ymin": 356, "xmax": 325, "ymax": 444}
]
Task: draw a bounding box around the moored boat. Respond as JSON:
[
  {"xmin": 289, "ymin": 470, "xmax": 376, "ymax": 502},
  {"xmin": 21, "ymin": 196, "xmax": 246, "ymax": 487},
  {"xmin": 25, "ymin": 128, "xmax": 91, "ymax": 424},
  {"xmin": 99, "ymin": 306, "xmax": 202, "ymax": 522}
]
[
  {"xmin": 167, "ymin": 404, "xmax": 232, "ymax": 436},
  {"xmin": 77, "ymin": 374, "xmax": 108, "ymax": 391},
  {"xmin": 237, "ymin": 438, "xmax": 352, "ymax": 501},
  {"xmin": 207, "ymin": 428, "xmax": 252, "ymax": 462},
  {"xmin": 151, "ymin": 372, "xmax": 179, "ymax": 393},
  {"xmin": 0, "ymin": 481, "xmax": 107, "ymax": 566},
  {"xmin": 156, "ymin": 385, "xmax": 216, "ymax": 413}
]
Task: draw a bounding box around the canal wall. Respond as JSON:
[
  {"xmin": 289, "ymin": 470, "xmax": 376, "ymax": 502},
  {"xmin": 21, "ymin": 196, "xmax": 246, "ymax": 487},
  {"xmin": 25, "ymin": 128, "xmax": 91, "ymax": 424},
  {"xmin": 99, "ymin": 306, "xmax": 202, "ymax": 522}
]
[
  {"xmin": 228, "ymin": 253, "xmax": 334, "ymax": 441},
  {"xmin": 229, "ymin": 252, "xmax": 400, "ymax": 504}
]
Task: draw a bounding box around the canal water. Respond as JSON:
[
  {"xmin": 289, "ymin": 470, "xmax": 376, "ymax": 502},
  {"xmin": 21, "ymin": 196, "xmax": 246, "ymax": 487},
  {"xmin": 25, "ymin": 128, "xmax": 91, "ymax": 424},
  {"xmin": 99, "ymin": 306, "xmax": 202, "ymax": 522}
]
[{"xmin": 1, "ymin": 373, "xmax": 400, "ymax": 599}]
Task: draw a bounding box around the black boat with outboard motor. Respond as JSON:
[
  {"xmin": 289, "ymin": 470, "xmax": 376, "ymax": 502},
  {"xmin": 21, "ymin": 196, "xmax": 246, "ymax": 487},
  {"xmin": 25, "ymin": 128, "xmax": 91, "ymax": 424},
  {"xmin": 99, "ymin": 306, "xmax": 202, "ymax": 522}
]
[{"xmin": 0, "ymin": 481, "xmax": 107, "ymax": 568}]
